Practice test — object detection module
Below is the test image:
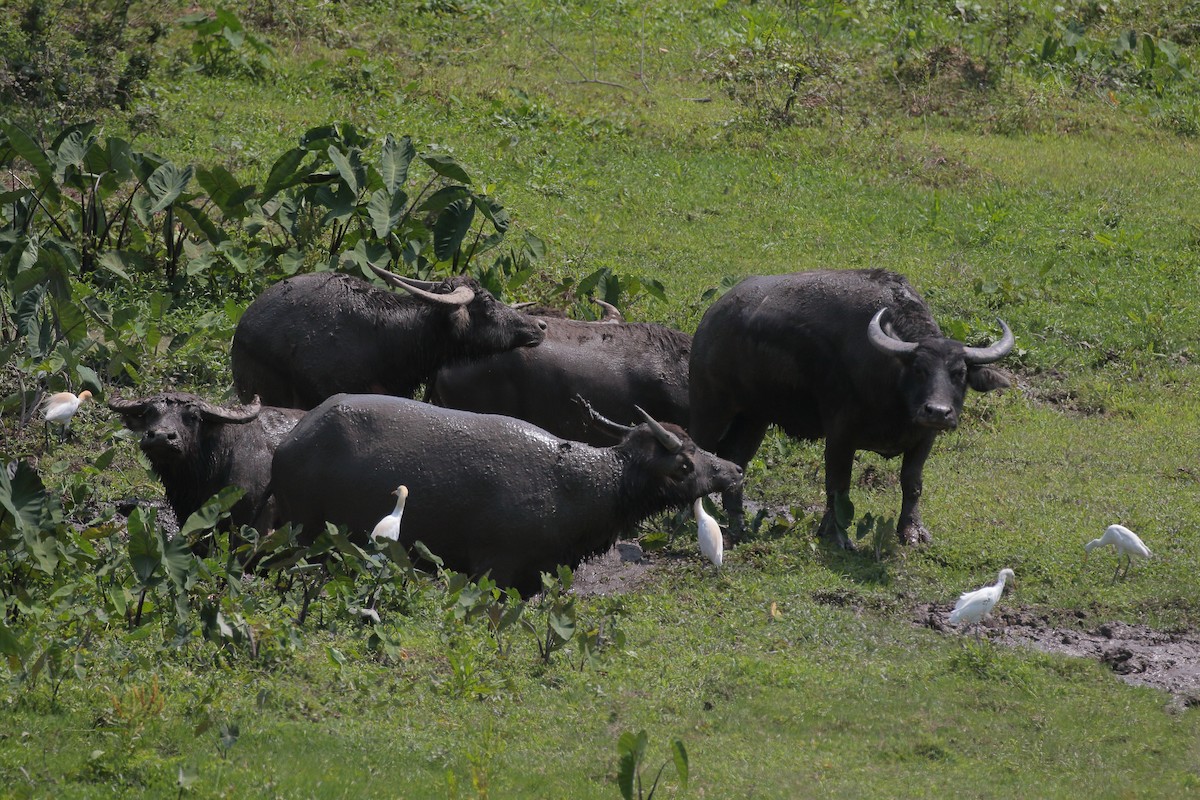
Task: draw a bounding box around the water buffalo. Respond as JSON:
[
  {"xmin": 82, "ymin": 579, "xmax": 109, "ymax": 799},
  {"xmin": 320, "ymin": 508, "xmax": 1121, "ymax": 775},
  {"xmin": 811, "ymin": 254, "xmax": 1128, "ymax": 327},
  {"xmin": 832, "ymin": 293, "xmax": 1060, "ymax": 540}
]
[
  {"xmin": 231, "ymin": 266, "xmax": 547, "ymax": 409},
  {"xmin": 688, "ymin": 269, "xmax": 1013, "ymax": 548},
  {"xmin": 429, "ymin": 318, "xmax": 692, "ymax": 446},
  {"xmin": 108, "ymin": 392, "xmax": 306, "ymax": 536},
  {"xmin": 270, "ymin": 394, "xmax": 742, "ymax": 595}
]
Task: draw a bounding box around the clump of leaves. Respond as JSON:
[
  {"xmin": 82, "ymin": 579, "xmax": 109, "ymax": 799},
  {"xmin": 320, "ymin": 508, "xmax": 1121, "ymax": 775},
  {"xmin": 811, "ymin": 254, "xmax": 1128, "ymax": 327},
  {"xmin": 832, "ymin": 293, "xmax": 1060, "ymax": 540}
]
[
  {"xmin": 179, "ymin": 8, "xmax": 275, "ymax": 81},
  {"xmin": 616, "ymin": 730, "xmax": 688, "ymax": 800}
]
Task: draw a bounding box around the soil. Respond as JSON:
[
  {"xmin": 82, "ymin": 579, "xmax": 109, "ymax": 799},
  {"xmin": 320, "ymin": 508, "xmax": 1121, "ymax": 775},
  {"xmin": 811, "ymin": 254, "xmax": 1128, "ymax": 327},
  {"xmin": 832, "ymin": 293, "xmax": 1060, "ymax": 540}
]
[
  {"xmin": 915, "ymin": 603, "xmax": 1200, "ymax": 704},
  {"xmin": 572, "ymin": 541, "xmax": 660, "ymax": 598}
]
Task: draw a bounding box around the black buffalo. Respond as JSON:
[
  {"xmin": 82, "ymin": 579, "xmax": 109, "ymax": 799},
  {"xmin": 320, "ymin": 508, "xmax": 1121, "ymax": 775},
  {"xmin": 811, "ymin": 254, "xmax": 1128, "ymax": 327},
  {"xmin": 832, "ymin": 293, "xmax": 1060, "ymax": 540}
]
[
  {"xmin": 270, "ymin": 394, "xmax": 741, "ymax": 595},
  {"xmin": 231, "ymin": 267, "xmax": 547, "ymax": 409},
  {"xmin": 108, "ymin": 392, "xmax": 306, "ymax": 535},
  {"xmin": 688, "ymin": 269, "xmax": 1013, "ymax": 547},
  {"xmin": 429, "ymin": 318, "xmax": 692, "ymax": 446}
]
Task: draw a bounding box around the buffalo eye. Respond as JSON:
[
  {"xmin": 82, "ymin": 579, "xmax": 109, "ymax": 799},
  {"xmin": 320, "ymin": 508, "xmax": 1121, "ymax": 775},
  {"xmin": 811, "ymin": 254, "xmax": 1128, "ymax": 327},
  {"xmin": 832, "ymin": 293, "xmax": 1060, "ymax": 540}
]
[
  {"xmin": 678, "ymin": 460, "xmax": 693, "ymax": 474},
  {"xmin": 182, "ymin": 407, "xmax": 201, "ymax": 424}
]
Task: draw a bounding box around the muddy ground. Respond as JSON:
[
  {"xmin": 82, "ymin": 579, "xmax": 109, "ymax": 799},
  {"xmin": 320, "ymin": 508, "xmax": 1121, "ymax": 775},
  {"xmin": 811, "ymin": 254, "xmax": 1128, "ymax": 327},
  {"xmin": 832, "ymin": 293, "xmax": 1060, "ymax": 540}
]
[{"xmin": 917, "ymin": 603, "xmax": 1200, "ymax": 704}]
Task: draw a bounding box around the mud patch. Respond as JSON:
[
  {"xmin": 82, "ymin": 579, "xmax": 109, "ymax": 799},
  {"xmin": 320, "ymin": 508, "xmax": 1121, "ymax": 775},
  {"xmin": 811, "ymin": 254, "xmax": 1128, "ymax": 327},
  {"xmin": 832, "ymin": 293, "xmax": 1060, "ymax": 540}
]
[
  {"xmin": 916, "ymin": 604, "xmax": 1200, "ymax": 701},
  {"xmin": 572, "ymin": 542, "xmax": 660, "ymax": 598}
]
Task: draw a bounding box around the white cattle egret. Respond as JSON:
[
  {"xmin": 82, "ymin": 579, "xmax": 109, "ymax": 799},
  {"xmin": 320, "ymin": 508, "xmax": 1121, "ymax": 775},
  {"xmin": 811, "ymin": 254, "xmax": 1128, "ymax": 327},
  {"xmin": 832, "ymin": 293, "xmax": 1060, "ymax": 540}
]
[
  {"xmin": 694, "ymin": 497, "xmax": 723, "ymax": 568},
  {"xmin": 1085, "ymin": 524, "xmax": 1151, "ymax": 581},
  {"xmin": 371, "ymin": 485, "xmax": 408, "ymax": 542},
  {"xmin": 949, "ymin": 568, "xmax": 1015, "ymax": 632},
  {"xmin": 41, "ymin": 389, "xmax": 92, "ymax": 447}
]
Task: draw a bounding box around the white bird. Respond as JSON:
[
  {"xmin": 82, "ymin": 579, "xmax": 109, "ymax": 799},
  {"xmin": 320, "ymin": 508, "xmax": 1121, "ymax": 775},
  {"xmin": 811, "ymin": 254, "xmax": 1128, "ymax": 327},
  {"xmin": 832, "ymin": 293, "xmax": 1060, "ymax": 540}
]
[
  {"xmin": 41, "ymin": 389, "xmax": 92, "ymax": 447},
  {"xmin": 1085, "ymin": 524, "xmax": 1151, "ymax": 581},
  {"xmin": 694, "ymin": 497, "xmax": 723, "ymax": 568},
  {"xmin": 370, "ymin": 485, "xmax": 408, "ymax": 542},
  {"xmin": 949, "ymin": 568, "xmax": 1015, "ymax": 631},
  {"xmin": 43, "ymin": 389, "xmax": 92, "ymax": 424}
]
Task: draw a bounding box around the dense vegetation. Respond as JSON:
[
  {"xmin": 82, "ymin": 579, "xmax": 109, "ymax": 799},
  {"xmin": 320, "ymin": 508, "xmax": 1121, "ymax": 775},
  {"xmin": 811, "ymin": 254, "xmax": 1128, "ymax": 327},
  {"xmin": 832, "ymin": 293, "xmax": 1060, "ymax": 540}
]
[{"xmin": 3, "ymin": 1, "xmax": 1200, "ymax": 796}]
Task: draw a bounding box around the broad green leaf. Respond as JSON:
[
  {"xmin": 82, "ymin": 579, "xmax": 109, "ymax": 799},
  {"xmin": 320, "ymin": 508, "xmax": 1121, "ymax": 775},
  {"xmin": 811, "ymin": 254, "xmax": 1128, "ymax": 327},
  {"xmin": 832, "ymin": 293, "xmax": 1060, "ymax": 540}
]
[
  {"xmin": 671, "ymin": 739, "xmax": 689, "ymax": 791},
  {"xmin": 160, "ymin": 527, "xmax": 197, "ymax": 595},
  {"xmin": 0, "ymin": 622, "xmax": 23, "ymax": 660},
  {"xmin": 146, "ymin": 162, "xmax": 194, "ymax": 213},
  {"xmin": 475, "ymin": 195, "xmax": 510, "ymax": 234},
  {"xmin": 52, "ymin": 124, "xmax": 93, "ymax": 179},
  {"xmin": 174, "ymin": 202, "xmax": 224, "ymax": 244},
  {"xmin": 261, "ymin": 147, "xmax": 308, "ymax": 201},
  {"xmin": 418, "ymin": 185, "xmax": 470, "ymax": 215},
  {"xmin": 97, "ymin": 251, "xmax": 136, "ymax": 281},
  {"xmin": 412, "ymin": 540, "xmax": 444, "ymax": 568},
  {"xmin": 127, "ymin": 507, "xmax": 162, "ymax": 585},
  {"xmin": 0, "ymin": 122, "xmax": 52, "ymax": 182},
  {"xmin": 177, "ymin": 484, "xmax": 243, "ymax": 542},
  {"xmin": 380, "ymin": 134, "xmax": 415, "ymax": 194},
  {"xmin": 367, "ymin": 188, "xmax": 407, "ymax": 238},
  {"xmin": 421, "ymin": 153, "xmax": 472, "ymax": 184},
  {"xmin": 549, "ymin": 602, "xmax": 576, "ymax": 642},
  {"xmin": 327, "ymin": 145, "xmax": 361, "ymax": 195},
  {"xmin": 433, "ymin": 198, "xmax": 476, "ymax": 261},
  {"xmin": 0, "ymin": 461, "xmax": 46, "ymax": 535},
  {"xmin": 195, "ymin": 165, "xmax": 253, "ymax": 220},
  {"xmin": 326, "ymin": 645, "xmax": 347, "ymax": 668}
]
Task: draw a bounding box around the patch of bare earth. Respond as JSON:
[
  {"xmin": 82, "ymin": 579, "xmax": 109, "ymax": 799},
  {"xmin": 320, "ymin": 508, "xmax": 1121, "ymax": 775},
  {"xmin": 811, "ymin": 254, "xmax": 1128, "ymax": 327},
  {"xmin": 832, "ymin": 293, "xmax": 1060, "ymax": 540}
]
[
  {"xmin": 572, "ymin": 541, "xmax": 660, "ymax": 598},
  {"xmin": 916, "ymin": 603, "xmax": 1200, "ymax": 703}
]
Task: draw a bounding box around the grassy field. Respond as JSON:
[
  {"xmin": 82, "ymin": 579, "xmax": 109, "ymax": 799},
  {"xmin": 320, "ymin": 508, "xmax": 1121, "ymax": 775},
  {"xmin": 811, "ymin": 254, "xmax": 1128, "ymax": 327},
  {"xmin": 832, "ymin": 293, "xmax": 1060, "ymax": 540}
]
[{"xmin": 4, "ymin": 1, "xmax": 1200, "ymax": 796}]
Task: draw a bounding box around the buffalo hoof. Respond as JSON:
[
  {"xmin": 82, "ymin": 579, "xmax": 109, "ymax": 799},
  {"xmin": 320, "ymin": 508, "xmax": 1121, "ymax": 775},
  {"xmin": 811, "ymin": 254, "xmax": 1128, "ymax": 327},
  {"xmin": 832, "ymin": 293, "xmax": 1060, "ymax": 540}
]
[
  {"xmin": 898, "ymin": 524, "xmax": 932, "ymax": 546},
  {"xmin": 817, "ymin": 515, "xmax": 857, "ymax": 551}
]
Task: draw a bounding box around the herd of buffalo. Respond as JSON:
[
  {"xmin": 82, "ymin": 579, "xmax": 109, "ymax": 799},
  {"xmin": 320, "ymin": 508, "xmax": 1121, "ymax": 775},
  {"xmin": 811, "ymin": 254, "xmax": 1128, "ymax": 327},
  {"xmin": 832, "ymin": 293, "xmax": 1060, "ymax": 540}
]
[{"xmin": 108, "ymin": 266, "xmax": 1014, "ymax": 595}]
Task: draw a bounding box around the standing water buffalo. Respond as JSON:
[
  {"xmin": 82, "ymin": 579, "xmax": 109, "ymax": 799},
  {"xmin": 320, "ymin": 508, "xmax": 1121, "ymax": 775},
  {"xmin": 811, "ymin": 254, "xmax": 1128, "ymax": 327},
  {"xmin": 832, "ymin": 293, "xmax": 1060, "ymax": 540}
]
[
  {"xmin": 231, "ymin": 266, "xmax": 547, "ymax": 409},
  {"xmin": 108, "ymin": 392, "xmax": 306, "ymax": 535},
  {"xmin": 270, "ymin": 394, "xmax": 742, "ymax": 595},
  {"xmin": 429, "ymin": 318, "xmax": 692, "ymax": 446},
  {"xmin": 688, "ymin": 269, "xmax": 1013, "ymax": 548}
]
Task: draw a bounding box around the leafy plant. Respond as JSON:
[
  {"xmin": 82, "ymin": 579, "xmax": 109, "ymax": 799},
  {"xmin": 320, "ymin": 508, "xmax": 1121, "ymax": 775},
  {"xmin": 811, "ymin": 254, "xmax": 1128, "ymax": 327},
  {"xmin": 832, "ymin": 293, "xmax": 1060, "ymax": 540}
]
[
  {"xmin": 616, "ymin": 730, "xmax": 688, "ymax": 800},
  {"xmin": 180, "ymin": 8, "xmax": 275, "ymax": 81}
]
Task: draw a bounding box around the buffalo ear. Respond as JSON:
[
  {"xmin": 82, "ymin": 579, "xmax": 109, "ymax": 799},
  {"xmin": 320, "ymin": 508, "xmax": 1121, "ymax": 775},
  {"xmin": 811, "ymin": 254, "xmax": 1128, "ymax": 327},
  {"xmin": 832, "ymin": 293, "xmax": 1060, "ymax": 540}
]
[
  {"xmin": 449, "ymin": 305, "xmax": 470, "ymax": 338},
  {"xmin": 968, "ymin": 365, "xmax": 1010, "ymax": 393}
]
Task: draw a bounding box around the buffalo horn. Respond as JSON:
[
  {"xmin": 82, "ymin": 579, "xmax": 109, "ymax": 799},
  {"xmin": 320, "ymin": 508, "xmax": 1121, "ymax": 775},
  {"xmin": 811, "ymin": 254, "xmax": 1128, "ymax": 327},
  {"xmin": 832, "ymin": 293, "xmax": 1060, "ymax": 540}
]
[
  {"xmin": 369, "ymin": 264, "xmax": 475, "ymax": 306},
  {"xmin": 867, "ymin": 308, "xmax": 919, "ymax": 359},
  {"xmin": 635, "ymin": 405, "xmax": 683, "ymax": 454},
  {"xmin": 106, "ymin": 396, "xmax": 149, "ymax": 414},
  {"xmin": 594, "ymin": 298, "xmax": 624, "ymax": 323},
  {"xmin": 962, "ymin": 319, "xmax": 1015, "ymax": 365},
  {"xmin": 194, "ymin": 396, "xmax": 262, "ymax": 424},
  {"xmin": 573, "ymin": 394, "xmax": 631, "ymax": 441}
]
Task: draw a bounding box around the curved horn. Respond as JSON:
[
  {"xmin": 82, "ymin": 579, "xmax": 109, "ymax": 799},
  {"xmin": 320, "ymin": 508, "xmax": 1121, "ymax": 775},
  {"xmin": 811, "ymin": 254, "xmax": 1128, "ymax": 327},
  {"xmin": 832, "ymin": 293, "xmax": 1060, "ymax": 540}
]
[
  {"xmin": 194, "ymin": 396, "xmax": 262, "ymax": 424},
  {"xmin": 107, "ymin": 395, "xmax": 150, "ymax": 414},
  {"xmin": 593, "ymin": 298, "xmax": 624, "ymax": 323},
  {"xmin": 573, "ymin": 394, "xmax": 632, "ymax": 441},
  {"xmin": 635, "ymin": 405, "xmax": 683, "ymax": 454},
  {"xmin": 867, "ymin": 308, "xmax": 919, "ymax": 359},
  {"xmin": 962, "ymin": 319, "xmax": 1015, "ymax": 365},
  {"xmin": 369, "ymin": 264, "xmax": 475, "ymax": 306}
]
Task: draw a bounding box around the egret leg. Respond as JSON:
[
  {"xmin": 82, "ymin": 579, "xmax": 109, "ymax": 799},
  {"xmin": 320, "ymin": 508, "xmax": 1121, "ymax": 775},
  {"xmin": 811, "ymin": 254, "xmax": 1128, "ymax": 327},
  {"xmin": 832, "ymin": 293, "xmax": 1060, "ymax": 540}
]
[{"xmin": 1111, "ymin": 558, "xmax": 1123, "ymax": 583}]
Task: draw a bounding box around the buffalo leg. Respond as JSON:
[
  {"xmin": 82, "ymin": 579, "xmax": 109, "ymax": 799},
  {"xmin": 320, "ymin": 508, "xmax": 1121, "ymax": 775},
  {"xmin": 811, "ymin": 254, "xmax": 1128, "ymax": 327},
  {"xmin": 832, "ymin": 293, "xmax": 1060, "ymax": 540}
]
[
  {"xmin": 712, "ymin": 416, "xmax": 769, "ymax": 539},
  {"xmin": 897, "ymin": 436, "xmax": 936, "ymax": 544},
  {"xmin": 817, "ymin": 439, "xmax": 856, "ymax": 550}
]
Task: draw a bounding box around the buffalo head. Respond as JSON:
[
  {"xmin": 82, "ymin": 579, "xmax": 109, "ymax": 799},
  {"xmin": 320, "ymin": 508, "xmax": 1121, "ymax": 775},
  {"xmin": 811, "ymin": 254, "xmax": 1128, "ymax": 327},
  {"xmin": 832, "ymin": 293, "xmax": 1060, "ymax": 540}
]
[
  {"xmin": 577, "ymin": 397, "xmax": 742, "ymax": 507},
  {"xmin": 369, "ymin": 266, "xmax": 546, "ymax": 352},
  {"xmin": 108, "ymin": 393, "xmax": 262, "ymax": 465},
  {"xmin": 868, "ymin": 309, "xmax": 1014, "ymax": 430}
]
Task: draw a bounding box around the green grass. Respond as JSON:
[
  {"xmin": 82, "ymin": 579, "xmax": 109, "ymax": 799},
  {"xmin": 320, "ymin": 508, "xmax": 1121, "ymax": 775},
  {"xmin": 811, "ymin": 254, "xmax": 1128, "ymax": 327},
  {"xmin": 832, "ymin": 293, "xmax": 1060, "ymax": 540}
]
[{"xmin": 6, "ymin": 0, "xmax": 1200, "ymax": 796}]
